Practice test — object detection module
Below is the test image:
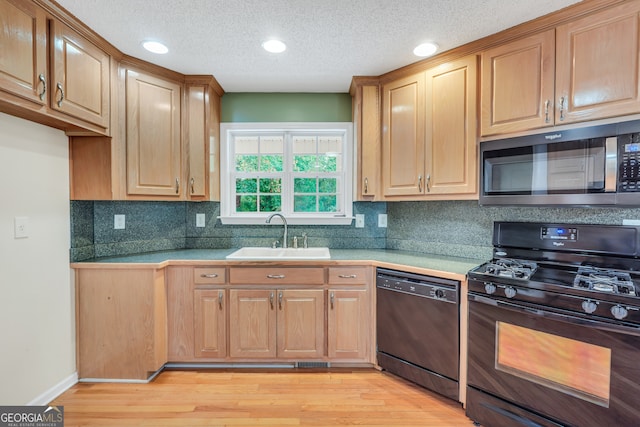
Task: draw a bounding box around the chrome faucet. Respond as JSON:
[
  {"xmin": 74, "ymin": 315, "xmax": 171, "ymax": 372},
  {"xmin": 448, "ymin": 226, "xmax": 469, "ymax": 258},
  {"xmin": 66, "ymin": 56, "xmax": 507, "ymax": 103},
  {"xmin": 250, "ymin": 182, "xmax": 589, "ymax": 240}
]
[{"xmin": 266, "ymin": 213, "xmax": 288, "ymax": 248}]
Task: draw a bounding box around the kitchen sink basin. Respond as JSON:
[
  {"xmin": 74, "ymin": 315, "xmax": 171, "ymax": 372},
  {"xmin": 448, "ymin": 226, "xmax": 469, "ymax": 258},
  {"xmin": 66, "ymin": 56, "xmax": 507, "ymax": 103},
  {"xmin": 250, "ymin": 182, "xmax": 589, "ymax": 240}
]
[{"xmin": 226, "ymin": 247, "xmax": 331, "ymax": 260}]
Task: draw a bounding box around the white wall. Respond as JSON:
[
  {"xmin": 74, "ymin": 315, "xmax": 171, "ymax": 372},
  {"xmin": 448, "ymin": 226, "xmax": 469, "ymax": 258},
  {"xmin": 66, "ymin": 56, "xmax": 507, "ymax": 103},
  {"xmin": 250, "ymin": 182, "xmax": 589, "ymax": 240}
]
[{"xmin": 0, "ymin": 113, "xmax": 76, "ymax": 404}]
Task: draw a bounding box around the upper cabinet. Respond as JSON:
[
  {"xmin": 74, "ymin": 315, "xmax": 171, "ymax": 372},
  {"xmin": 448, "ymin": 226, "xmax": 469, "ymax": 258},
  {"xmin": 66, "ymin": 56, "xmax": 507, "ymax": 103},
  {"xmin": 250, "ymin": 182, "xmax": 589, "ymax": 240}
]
[
  {"xmin": 381, "ymin": 55, "xmax": 478, "ymax": 200},
  {"xmin": 0, "ymin": 0, "xmax": 110, "ymax": 135},
  {"xmin": 125, "ymin": 68, "xmax": 182, "ymax": 197},
  {"xmin": 351, "ymin": 80, "xmax": 381, "ymax": 200},
  {"xmin": 0, "ymin": 0, "xmax": 47, "ymax": 105},
  {"xmin": 481, "ymin": 1, "xmax": 640, "ymax": 136},
  {"xmin": 382, "ymin": 72, "xmax": 426, "ymax": 197},
  {"xmin": 50, "ymin": 19, "xmax": 110, "ymax": 129}
]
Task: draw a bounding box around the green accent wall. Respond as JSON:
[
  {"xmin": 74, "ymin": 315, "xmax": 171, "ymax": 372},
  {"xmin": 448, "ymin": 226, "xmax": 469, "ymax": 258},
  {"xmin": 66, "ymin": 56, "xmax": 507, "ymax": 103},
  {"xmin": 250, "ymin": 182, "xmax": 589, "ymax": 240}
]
[{"xmin": 221, "ymin": 93, "xmax": 352, "ymax": 122}]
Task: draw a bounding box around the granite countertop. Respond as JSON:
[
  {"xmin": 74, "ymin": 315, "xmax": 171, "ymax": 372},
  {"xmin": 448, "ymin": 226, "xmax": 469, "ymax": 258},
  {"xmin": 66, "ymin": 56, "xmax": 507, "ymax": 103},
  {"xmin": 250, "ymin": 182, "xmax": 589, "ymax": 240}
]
[{"xmin": 71, "ymin": 248, "xmax": 486, "ymax": 278}]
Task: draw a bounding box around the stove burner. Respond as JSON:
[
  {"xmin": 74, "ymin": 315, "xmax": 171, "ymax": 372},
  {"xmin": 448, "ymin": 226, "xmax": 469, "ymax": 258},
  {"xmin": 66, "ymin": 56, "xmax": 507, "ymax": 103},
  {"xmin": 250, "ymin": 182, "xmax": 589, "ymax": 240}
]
[
  {"xmin": 484, "ymin": 258, "xmax": 538, "ymax": 280},
  {"xmin": 573, "ymin": 267, "xmax": 636, "ymax": 295}
]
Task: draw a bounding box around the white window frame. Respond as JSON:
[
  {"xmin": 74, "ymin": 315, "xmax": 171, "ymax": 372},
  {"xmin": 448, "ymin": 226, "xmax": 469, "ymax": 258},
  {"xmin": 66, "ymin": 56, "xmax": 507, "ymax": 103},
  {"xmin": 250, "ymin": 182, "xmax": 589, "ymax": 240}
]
[{"xmin": 220, "ymin": 122, "xmax": 354, "ymax": 225}]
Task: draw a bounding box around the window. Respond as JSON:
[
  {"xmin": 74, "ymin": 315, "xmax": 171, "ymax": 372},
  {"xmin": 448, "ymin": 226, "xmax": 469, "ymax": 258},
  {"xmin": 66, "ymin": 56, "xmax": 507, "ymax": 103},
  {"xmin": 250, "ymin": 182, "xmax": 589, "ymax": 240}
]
[{"xmin": 220, "ymin": 123, "xmax": 353, "ymax": 225}]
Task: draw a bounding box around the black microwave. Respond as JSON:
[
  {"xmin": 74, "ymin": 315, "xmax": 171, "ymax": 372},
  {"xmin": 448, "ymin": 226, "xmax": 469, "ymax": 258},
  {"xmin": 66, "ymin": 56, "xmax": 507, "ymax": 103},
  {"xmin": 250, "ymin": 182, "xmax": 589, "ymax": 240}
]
[{"xmin": 479, "ymin": 120, "xmax": 640, "ymax": 206}]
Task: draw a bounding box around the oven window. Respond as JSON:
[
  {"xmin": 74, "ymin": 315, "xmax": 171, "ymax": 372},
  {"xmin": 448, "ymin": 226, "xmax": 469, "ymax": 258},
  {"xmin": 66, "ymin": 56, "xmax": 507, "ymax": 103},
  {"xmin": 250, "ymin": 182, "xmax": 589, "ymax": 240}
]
[{"xmin": 495, "ymin": 322, "xmax": 611, "ymax": 407}]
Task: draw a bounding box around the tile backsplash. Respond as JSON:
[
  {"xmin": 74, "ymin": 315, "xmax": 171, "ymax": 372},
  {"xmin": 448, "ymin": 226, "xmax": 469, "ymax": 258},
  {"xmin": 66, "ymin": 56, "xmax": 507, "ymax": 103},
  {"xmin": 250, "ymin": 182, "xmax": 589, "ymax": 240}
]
[{"xmin": 71, "ymin": 199, "xmax": 640, "ymax": 262}]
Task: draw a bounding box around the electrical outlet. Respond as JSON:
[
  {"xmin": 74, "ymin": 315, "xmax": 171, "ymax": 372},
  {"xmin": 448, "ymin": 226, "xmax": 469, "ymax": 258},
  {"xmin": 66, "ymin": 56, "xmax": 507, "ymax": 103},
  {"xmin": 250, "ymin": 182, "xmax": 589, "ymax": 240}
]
[
  {"xmin": 378, "ymin": 214, "xmax": 388, "ymax": 228},
  {"xmin": 196, "ymin": 213, "xmax": 206, "ymax": 227},
  {"xmin": 14, "ymin": 216, "xmax": 29, "ymax": 238},
  {"xmin": 114, "ymin": 214, "xmax": 125, "ymax": 230},
  {"xmin": 355, "ymin": 214, "xmax": 365, "ymax": 228}
]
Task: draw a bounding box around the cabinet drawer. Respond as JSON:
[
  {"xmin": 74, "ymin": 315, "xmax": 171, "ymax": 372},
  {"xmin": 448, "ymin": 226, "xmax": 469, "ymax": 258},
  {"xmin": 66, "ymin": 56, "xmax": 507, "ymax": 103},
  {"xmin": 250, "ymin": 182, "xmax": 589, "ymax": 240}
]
[
  {"xmin": 328, "ymin": 267, "xmax": 368, "ymax": 285},
  {"xmin": 194, "ymin": 268, "xmax": 226, "ymax": 284},
  {"xmin": 229, "ymin": 267, "xmax": 324, "ymax": 285}
]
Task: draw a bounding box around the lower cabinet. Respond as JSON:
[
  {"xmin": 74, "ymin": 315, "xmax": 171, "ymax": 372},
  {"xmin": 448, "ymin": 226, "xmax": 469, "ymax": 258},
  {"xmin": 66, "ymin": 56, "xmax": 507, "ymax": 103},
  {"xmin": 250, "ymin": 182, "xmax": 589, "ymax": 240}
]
[
  {"xmin": 194, "ymin": 289, "xmax": 227, "ymax": 358},
  {"xmin": 229, "ymin": 289, "xmax": 325, "ymax": 359},
  {"xmin": 76, "ymin": 268, "xmax": 167, "ymax": 380}
]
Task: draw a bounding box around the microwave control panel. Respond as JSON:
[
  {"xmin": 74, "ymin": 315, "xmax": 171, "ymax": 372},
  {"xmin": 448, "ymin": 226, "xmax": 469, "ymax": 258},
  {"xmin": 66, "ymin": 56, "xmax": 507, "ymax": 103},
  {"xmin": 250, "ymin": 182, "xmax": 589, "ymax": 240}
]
[{"xmin": 619, "ymin": 133, "xmax": 640, "ymax": 192}]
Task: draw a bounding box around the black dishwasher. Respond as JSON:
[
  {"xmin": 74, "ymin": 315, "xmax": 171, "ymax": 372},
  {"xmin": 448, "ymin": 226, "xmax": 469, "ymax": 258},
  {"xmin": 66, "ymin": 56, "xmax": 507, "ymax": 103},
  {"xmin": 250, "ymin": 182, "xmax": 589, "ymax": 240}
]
[{"xmin": 376, "ymin": 268, "xmax": 459, "ymax": 401}]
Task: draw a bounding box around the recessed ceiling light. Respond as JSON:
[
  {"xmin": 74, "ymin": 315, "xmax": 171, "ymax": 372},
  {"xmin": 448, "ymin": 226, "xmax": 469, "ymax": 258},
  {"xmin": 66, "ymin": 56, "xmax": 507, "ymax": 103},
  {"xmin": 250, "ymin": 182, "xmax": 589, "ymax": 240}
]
[
  {"xmin": 262, "ymin": 39, "xmax": 287, "ymax": 53},
  {"xmin": 142, "ymin": 40, "xmax": 169, "ymax": 54},
  {"xmin": 413, "ymin": 42, "xmax": 438, "ymax": 57}
]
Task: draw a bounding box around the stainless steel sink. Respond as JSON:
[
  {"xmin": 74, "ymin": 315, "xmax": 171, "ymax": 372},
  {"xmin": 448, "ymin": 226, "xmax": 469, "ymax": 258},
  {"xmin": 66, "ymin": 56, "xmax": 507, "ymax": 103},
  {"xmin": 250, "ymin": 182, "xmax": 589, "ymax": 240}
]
[{"xmin": 226, "ymin": 247, "xmax": 331, "ymax": 260}]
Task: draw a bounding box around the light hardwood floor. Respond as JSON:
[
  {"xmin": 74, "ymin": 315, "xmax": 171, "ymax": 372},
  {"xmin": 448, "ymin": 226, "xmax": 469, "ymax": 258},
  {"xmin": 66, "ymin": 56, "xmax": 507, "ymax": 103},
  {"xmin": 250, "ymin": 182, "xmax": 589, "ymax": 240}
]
[{"xmin": 51, "ymin": 369, "xmax": 475, "ymax": 426}]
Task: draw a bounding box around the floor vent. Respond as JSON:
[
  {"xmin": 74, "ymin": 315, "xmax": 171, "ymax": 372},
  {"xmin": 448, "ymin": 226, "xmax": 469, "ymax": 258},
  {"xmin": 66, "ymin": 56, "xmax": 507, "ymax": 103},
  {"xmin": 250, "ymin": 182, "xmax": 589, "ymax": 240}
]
[{"xmin": 296, "ymin": 362, "xmax": 330, "ymax": 368}]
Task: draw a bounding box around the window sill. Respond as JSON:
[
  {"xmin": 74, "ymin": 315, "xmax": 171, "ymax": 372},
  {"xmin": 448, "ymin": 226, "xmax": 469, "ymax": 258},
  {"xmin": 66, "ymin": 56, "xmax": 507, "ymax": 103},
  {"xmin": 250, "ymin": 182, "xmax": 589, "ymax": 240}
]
[{"xmin": 218, "ymin": 216, "xmax": 355, "ymax": 226}]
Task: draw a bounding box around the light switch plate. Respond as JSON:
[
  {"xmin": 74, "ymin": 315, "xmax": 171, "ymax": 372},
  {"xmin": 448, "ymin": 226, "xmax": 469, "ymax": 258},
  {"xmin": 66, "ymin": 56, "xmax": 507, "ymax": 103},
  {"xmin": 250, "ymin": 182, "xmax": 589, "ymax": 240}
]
[
  {"xmin": 355, "ymin": 214, "xmax": 365, "ymax": 228},
  {"xmin": 14, "ymin": 216, "xmax": 29, "ymax": 238},
  {"xmin": 114, "ymin": 214, "xmax": 125, "ymax": 230},
  {"xmin": 196, "ymin": 213, "xmax": 206, "ymax": 227},
  {"xmin": 378, "ymin": 214, "xmax": 388, "ymax": 228}
]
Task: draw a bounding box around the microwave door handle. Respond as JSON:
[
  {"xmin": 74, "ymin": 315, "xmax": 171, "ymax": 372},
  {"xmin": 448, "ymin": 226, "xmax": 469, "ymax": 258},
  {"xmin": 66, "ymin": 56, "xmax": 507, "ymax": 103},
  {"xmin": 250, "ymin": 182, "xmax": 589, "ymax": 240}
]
[{"xmin": 605, "ymin": 136, "xmax": 617, "ymax": 192}]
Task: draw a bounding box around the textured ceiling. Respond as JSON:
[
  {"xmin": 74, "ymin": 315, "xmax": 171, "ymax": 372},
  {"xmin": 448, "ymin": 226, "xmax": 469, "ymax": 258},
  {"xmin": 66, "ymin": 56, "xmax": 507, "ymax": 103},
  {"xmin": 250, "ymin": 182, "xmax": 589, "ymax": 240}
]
[{"xmin": 55, "ymin": 0, "xmax": 581, "ymax": 93}]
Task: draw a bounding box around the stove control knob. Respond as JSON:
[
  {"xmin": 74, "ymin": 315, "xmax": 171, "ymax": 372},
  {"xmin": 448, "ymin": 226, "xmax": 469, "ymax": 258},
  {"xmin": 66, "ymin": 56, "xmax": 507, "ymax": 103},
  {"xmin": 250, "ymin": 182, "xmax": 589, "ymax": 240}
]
[
  {"xmin": 581, "ymin": 300, "xmax": 597, "ymax": 314},
  {"xmin": 504, "ymin": 287, "xmax": 517, "ymax": 299},
  {"xmin": 484, "ymin": 283, "xmax": 496, "ymax": 295},
  {"xmin": 611, "ymin": 305, "xmax": 628, "ymax": 320},
  {"xmin": 435, "ymin": 289, "xmax": 446, "ymax": 299}
]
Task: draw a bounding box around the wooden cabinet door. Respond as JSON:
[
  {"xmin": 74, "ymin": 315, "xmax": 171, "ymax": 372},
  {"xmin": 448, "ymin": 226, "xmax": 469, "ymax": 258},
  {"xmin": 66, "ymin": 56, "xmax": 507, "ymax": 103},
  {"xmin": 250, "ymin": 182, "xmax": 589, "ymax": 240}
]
[
  {"xmin": 555, "ymin": 2, "xmax": 640, "ymax": 124},
  {"xmin": 126, "ymin": 69, "xmax": 182, "ymax": 197},
  {"xmin": 50, "ymin": 19, "xmax": 110, "ymax": 129},
  {"xmin": 0, "ymin": 0, "xmax": 47, "ymax": 105},
  {"xmin": 328, "ymin": 289, "xmax": 369, "ymax": 360},
  {"xmin": 357, "ymin": 84, "xmax": 381, "ymax": 199},
  {"xmin": 424, "ymin": 55, "xmax": 478, "ymax": 196},
  {"xmin": 166, "ymin": 267, "xmax": 195, "ymax": 361},
  {"xmin": 229, "ymin": 289, "xmax": 277, "ymax": 358},
  {"xmin": 186, "ymin": 84, "xmax": 208, "ymax": 199},
  {"xmin": 480, "ymin": 30, "xmax": 555, "ymax": 136},
  {"xmin": 277, "ymin": 289, "xmax": 325, "ymax": 359},
  {"xmin": 194, "ymin": 289, "xmax": 227, "ymax": 358},
  {"xmin": 382, "ymin": 72, "xmax": 426, "ymax": 196}
]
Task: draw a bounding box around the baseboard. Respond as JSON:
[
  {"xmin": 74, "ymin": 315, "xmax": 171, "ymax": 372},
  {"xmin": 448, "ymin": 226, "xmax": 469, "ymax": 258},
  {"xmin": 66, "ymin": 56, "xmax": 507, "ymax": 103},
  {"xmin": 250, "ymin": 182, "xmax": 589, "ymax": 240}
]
[{"xmin": 27, "ymin": 372, "xmax": 78, "ymax": 405}]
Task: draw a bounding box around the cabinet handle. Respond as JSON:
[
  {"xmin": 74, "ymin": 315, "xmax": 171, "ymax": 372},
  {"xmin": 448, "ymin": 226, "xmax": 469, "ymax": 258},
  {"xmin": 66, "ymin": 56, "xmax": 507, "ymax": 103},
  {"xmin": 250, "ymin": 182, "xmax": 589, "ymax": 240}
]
[
  {"xmin": 425, "ymin": 174, "xmax": 431, "ymax": 192},
  {"xmin": 338, "ymin": 274, "xmax": 357, "ymax": 279},
  {"xmin": 175, "ymin": 178, "xmax": 180, "ymax": 194},
  {"xmin": 418, "ymin": 175, "xmax": 423, "ymax": 192},
  {"xmin": 559, "ymin": 96, "xmax": 566, "ymax": 121},
  {"xmin": 55, "ymin": 82, "xmax": 64, "ymax": 107},
  {"xmin": 38, "ymin": 74, "xmax": 46, "ymax": 101},
  {"xmin": 544, "ymin": 99, "xmax": 550, "ymax": 123},
  {"xmin": 190, "ymin": 177, "xmax": 195, "ymax": 194},
  {"xmin": 200, "ymin": 273, "xmax": 218, "ymax": 278},
  {"xmin": 330, "ymin": 292, "xmax": 335, "ymax": 309},
  {"xmin": 270, "ymin": 292, "xmax": 274, "ymax": 309},
  {"xmin": 266, "ymin": 274, "xmax": 285, "ymax": 279},
  {"xmin": 364, "ymin": 177, "xmax": 368, "ymax": 194},
  {"xmin": 278, "ymin": 291, "xmax": 284, "ymax": 309},
  {"xmin": 218, "ymin": 290, "xmax": 224, "ymax": 309}
]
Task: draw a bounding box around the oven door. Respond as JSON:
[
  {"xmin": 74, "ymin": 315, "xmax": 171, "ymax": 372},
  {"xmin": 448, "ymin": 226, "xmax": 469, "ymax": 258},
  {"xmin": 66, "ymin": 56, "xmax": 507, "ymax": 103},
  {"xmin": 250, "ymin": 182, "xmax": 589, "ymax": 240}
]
[{"xmin": 467, "ymin": 293, "xmax": 640, "ymax": 427}]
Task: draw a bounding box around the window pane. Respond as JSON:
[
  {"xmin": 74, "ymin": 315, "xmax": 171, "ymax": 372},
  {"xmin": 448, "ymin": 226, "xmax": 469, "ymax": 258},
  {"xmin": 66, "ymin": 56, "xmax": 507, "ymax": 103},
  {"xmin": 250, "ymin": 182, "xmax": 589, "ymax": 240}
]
[
  {"xmin": 236, "ymin": 178, "xmax": 257, "ymax": 193},
  {"xmin": 319, "ymin": 195, "xmax": 337, "ymax": 212},
  {"xmin": 318, "ymin": 178, "xmax": 337, "ymax": 193},
  {"xmin": 260, "ymin": 195, "xmax": 281, "ymax": 212},
  {"xmin": 236, "ymin": 155, "xmax": 259, "ymax": 172},
  {"xmin": 294, "ymin": 195, "xmax": 316, "ymax": 212},
  {"xmin": 260, "ymin": 136, "xmax": 283, "ymax": 153},
  {"xmin": 259, "ymin": 178, "xmax": 282, "ymax": 194},
  {"xmin": 235, "ymin": 136, "xmax": 259, "ymax": 154},
  {"xmin": 236, "ymin": 195, "xmax": 257, "ymax": 212},
  {"xmin": 294, "ymin": 155, "xmax": 317, "ymax": 172},
  {"xmin": 318, "ymin": 155, "xmax": 339, "ymax": 172},
  {"xmin": 294, "ymin": 178, "xmax": 317, "ymax": 193},
  {"xmin": 318, "ymin": 135, "xmax": 343, "ymax": 154},
  {"xmin": 293, "ymin": 136, "xmax": 317, "ymax": 153},
  {"xmin": 260, "ymin": 155, "xmax": 283, "ymax": 172}
]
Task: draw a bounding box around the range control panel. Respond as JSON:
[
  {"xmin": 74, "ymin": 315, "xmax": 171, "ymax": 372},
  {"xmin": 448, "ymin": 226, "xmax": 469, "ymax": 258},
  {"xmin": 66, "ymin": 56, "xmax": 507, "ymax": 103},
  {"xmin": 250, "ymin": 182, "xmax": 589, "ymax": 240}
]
[{"xmin": 541, "ymin": 226, "xmax": 578, "ymax": 242}]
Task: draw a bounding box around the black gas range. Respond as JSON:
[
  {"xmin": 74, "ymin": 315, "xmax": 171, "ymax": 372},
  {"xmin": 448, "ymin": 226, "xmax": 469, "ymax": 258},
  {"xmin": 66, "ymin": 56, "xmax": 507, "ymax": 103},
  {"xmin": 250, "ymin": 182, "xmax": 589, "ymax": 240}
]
[
  {"xmin": 468, "ymin": 222, "xmax": 640, "ymax": 325},
  {"xmin": 466, "ymin": 222, "xmax": 640, "ymax": 427}
]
